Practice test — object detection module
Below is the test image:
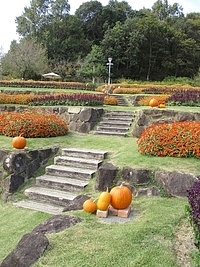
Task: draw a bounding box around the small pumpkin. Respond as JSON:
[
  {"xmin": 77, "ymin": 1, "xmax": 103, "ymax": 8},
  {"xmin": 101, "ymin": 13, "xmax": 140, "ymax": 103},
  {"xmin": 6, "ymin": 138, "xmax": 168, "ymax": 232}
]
[
  {"xmin": 149, "ymin": 98, "xmax": 159, "ymax": 107},
  {"xmin": 97, "ymin": 189, "xmax": 111, "ymax": 211},
  {"xmin": 110, "ymin": 182, "xmax": 132, "ymax": 210},
  {"xmin": 159, "ymin": 103, "xmax": 166, "ymax": 108},
  {"xmin": 12, "ymin": 136, "xmax": 26, "ymax": 149},
  {"xmin": 83, "ymin": 198, "xmax": 97, "ymax": 213}
]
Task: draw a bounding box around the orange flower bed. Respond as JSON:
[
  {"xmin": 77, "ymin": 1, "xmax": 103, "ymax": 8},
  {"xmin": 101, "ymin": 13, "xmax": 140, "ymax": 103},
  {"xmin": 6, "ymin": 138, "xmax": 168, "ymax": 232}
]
[
  {"xmin": 112, "ymin": 87, "xmax": 142, "ymax": 94},
  {"xmin": 0, "ymin": 93, "xmax": 35, "ymax": 105},
  {"xmin": 0, "ymin": 109, "xmax": 68, "ymax": 138},
  {"xmin": 137, "ymin": 121, "xmax": 200, "ymax": 158},
  {"xmin": 104, "ymin": 95, "xmax": 118, "ymax": 105},
  {"xmin": 138, "ymin": 95, "xmax": 170, "ymax": 106}
]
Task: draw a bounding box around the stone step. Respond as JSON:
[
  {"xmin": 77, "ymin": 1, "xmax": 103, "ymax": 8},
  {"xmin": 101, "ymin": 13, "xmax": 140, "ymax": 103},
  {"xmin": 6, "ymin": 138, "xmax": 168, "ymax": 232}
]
[
  {"xmin": 45, "ymin": 165, "xmax": 96, "ymax": 180},
  {"xmin": 96, "ymin": 125, "xmax": 129, "ymax": 132},
  {"xmin": 61, "ymin": 148, "xmax": 108, "ymax": 160},
  {"xmin": 13, "ymin": 200, "xmax": 64, "ymax": 214},
  {"xmin": 94, "ymin": 131, "xmax": 127, "ymax": 137},
  {"xmin": 112, "ymin": 95, "xmax": 128, "ymax": 106},
  {"xmin": 24, "ymin": 186, "xmax": 77, "ymax": 207},
  {"xmin": 103, "ymin": 116, "xmax": 133, "ymax": 122},
  {"xmin": 54, "ymin": 156, "xmax": 102, "ymax": 170},
  {"xmin": 36, "ymin": 174, "xmax": 89, "ymax": 191},
  {"xmin": 99, "ymin": 120, "xmax": 132, "ymax": 126},
  {"xmin": 104, "ymin": 111, "xmax": 133, "ymax": 117}
]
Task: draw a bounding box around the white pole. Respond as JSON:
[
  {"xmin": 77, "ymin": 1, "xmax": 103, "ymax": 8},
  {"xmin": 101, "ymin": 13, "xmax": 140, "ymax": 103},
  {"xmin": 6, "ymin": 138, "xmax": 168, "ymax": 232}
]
[{"xmin": 107, "ymin": 57, "xmax": 113, "ymax": 88}]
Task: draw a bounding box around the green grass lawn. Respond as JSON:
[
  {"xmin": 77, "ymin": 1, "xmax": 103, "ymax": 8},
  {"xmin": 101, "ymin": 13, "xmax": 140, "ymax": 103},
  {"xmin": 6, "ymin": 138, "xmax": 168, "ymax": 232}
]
[
  {"xmin": 0, "ymin": 196, "xmax": 190, "ymax": 267},
  {"xmin": 2, "ymin": 131, "xmax": 200, "ymax": 175}
]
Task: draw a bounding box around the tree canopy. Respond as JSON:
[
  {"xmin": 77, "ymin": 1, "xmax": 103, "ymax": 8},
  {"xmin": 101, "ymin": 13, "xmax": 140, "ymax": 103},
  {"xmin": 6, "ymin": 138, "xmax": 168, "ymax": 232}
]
[{"xmin": 2, "ymin": 0, "xmax": 200, "ymax": 81}]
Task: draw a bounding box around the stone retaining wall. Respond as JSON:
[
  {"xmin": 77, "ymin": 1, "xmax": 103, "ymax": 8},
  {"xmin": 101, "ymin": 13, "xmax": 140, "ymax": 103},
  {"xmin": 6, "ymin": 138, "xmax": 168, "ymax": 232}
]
[
  {"xmin": 96, "ymin": 163, "xmax": 199, "ymax": 197},
  {"xmin": 0, "ymin": 147, "xmax": 59, "ymax": 197},
  {"xmin": 0, "ymin": 105, "xmax": 104, "ymax": 133}
]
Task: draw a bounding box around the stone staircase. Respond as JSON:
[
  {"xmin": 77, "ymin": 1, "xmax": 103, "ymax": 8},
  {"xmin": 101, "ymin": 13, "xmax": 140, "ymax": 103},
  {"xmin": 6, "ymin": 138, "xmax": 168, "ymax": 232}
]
[
  {"xmin": 13, "ymin": 148, "xmax": 108, "ymax": 214},
  {"xmin": 93, "ymin": 110, "xmax": 134, "ymax": 137},
  {"xmin": 113, "ymin": 94, "xmax": 129, "ymax": 106}
]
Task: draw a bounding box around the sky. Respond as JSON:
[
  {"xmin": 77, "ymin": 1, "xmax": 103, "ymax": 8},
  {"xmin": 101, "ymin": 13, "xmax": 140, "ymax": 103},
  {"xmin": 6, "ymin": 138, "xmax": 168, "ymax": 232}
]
[{"xmin": 0, "ymin": 0, "xmax": 199, "ymax": 53}]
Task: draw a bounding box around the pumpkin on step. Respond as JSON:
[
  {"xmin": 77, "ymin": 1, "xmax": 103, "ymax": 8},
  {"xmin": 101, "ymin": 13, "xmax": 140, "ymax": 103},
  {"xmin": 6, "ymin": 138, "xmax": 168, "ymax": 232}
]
[
  {"xmin": 159, "ymin": 103, "xmax": 166, "ymax": 108},
  {"xmin": 110, "ymin": 182, "xmax": 132, "ymax": 209},
  {"xmin": 97, "ymin": 189, "xmax": 111, "ymax": 211},
  {"xmin": 12, "ymin": 136, "xmax": 26, "ymax": 149},
  {"xmin": 149, "ymin": 98, "xmax": 159, "ymax": 107},
  {"xmin": 83, "ymin": 198, "xmax": 97, "ymax": 213}
]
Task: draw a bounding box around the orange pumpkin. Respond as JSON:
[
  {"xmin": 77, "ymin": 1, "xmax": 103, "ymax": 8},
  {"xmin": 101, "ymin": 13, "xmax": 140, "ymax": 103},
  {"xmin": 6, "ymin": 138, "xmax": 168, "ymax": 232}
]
[
  {"xmin": 149, "ymin": 98, "xmax": 159, "ymax": 107},
  {"xmin": 83, "ymin": 198, "xmax": 97, "ymax": 213},
  {"xmin": 97, "ymin": 189, "xmax": 111, "ymax": 211},
  {"xmin": 12, "ymin": 136, "xmax": 26, "ymax": 149},
  {"xmin": 159, "ymin": 103, "xmax": 166, "ymax": 108},
  {"xmin": 110, "ymin": 183, "xmax": 132, "ymax": 209}
]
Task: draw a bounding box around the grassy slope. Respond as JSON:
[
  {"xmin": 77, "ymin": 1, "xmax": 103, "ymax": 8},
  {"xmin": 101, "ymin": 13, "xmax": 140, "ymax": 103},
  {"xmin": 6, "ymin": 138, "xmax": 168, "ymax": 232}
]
[
  {"xmin": 0, "ymin": 87, "xmax": 199, "ymax": 266},
  {"xmin": 0, "ymin": 197, "xmax": 188, "ymax": 267},
  {"xmin": 35, "ymin": 197, "xmax": 187, "ymax": 267},
  {"xmin": 1, "ymin": 131, "xmax": 199, "ymax": 175}
]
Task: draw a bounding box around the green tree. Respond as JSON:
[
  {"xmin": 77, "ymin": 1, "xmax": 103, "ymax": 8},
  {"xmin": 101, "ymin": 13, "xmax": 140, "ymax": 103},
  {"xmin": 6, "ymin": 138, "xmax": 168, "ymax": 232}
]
[
  {"xmin": 152, "ymin": 0, "xmax": 184, "ymax": 21},
  {"xmin": 77, "ymin": 45, "xmax": 107, "ymax": 83},
  {"xmin": 16, "ymin": 1, "xmax": 89, "ymax": 62},
  {"xmin": 45, "ymin": 15, "xmax": 90, "ymax": 61},
  {"xmin": 16, "ymin": 0, "xmax": 70, "ymax": 39},
  {"xmin": 101, "ymin": 21, "xmax": 128, "ymax": 79},
  {"xmin": 102, "ymin": 0, "xmax": 134, "ymax": 32},
  {"xmin": 1, "ymin": 38, "xmax": 48, "ymax": 79},
  {"xmin": 75, "ymin": 1, "xmax": 104, "ymax": 45}
]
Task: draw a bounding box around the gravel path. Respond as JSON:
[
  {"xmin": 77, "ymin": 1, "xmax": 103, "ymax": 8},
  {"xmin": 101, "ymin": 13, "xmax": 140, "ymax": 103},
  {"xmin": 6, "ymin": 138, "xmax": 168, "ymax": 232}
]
[{"xmin": 174, "ymin": 219, "xmax": 198, "ymax": 267}]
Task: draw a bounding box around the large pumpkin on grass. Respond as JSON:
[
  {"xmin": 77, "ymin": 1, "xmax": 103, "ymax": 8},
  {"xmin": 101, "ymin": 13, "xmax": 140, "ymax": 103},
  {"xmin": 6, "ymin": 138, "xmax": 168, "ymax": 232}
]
[
  {"xmin": 83, "ymin": 198, "xmax": 97, "ymax": 213},
  {"xmin": 12, "ymin": 136, "xmax": 26, "ymax": 149},
  {"xmin": 110, "ymin": 183, "xmax": 132, "ymax": 209},
  {"xmin": 149, "ymin": 98, "xmax": 159, "ymax": 107},
  {"xmin": 97, "ymin": 189, "xmax": 111, "ymax": 211}
]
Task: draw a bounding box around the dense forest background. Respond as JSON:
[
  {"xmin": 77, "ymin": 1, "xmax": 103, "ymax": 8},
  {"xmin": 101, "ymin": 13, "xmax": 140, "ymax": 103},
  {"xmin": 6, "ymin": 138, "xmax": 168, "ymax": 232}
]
[{"xmin": 1, "ymin": 0, "xmax": 200, "ymax": 82}]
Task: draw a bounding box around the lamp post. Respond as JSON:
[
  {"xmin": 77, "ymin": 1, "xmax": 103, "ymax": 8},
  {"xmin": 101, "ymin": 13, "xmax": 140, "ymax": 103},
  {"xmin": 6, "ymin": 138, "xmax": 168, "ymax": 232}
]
[{"xmin": 106, "ymin": 57, "xmax": 113, "ymax": 88}]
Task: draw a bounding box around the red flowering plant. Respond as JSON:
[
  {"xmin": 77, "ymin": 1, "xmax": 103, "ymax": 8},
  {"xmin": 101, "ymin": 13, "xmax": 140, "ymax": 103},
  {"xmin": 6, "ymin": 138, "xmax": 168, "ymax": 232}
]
[
  {"xmin": 0, "ymin": 80, "xmax": 95, "ymax": 91},
  {"xmin": 141, "ymin": 86, "xmax": 200, "ymax": 94},
  {"xmin": 137, "ymin": 121, "xmax": 200, "ymax": 158},
  {"xmin": 0, "ymin": 109, "xmax": 68, "ymax": 138},
  {"xmin": 186, "ymin": 181, "xmax": 200, "ymax": 249},
  {"xmin": 28, "ymin": 93, "xmax": 104, "ymax": 106},
  {"xmin": 167, "ymin": 90, "xmax": 200, "ymax": 107}
]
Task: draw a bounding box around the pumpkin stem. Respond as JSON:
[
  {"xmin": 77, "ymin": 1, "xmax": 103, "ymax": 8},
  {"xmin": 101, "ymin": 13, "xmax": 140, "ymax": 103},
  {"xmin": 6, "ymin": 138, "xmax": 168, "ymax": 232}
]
[
  {"xmin": 120, "ymin": 181, "xmax": 126, "ymax": 187},
  {"xmin": 92, "ymin": 198, "xmax": 98, "ymax": 203}
]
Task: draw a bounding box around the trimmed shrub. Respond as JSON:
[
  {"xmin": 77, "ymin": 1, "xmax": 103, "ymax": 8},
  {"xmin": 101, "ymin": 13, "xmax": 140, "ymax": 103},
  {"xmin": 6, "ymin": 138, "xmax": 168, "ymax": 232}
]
[{"xmin": 137, "ymin": 121, "xmax": 200, "ymax": 158}]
